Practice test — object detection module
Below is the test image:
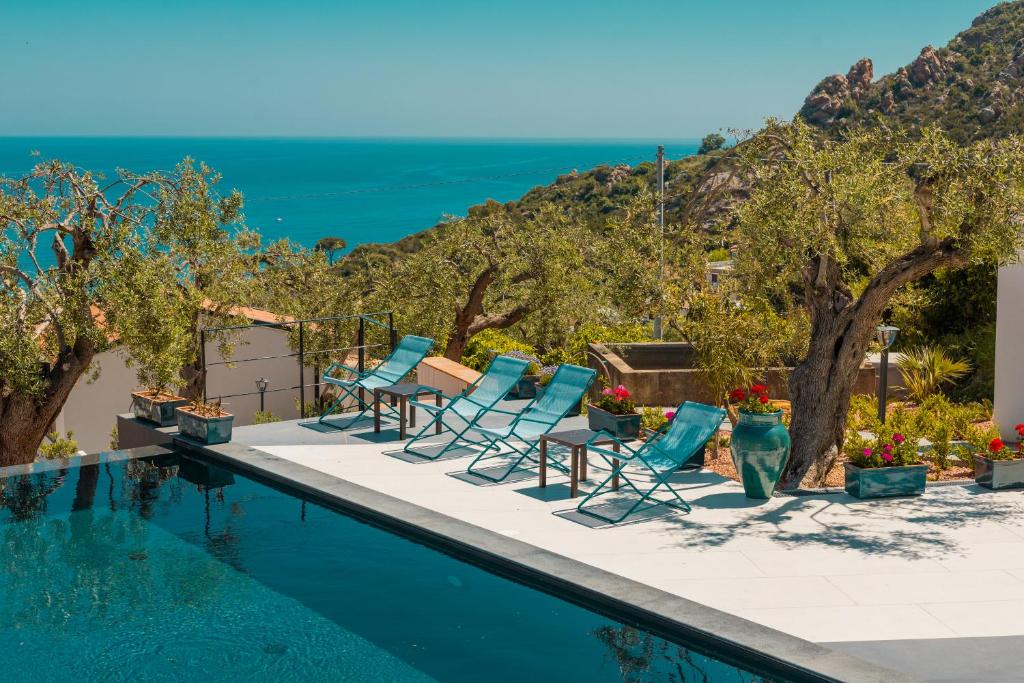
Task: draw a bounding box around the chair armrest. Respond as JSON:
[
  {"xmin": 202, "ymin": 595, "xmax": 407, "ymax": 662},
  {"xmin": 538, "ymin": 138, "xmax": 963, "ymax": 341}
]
[
  {"xmin": 323, "ymin": 361, "xmax": 361, "ymax": 379},
  {"xmin": 587, "ymin": 443, "xmax": 640, "ymax": 461},
  {"xmin": 586, "ymin": 432, "xmax": 639, "ymax": 456}
]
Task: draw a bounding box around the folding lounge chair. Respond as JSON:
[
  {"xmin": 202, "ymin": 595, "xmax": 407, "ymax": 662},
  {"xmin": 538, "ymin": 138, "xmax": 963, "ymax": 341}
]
[
  {"xmin": 402, "ymin": 355, "xmax": 531, "ymax": 460},
  {"xmin": 318, "ymin": 334, "xmax": 435, "ymax": 427},
  {"xmin": 576, "ymin": 401, "xmax": 726, "ymax": 524},
  {"xmin": 465, "ymin": 364, "xmax": 597, "ymax": 483}
]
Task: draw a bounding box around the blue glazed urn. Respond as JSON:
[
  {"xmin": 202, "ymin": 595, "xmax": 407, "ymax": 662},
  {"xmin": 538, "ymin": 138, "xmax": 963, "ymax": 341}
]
[{"xmin": 730, "ymin": 410, "xmax": 791, "ymax": 499}]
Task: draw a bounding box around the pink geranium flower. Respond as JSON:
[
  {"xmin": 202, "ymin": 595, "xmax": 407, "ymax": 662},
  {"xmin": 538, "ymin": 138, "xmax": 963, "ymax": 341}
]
[
  {"xmin": 664, "ymin": 411, "xmax": 676, "ymax": 421},
  {"xmin": 863, "ymin": 448, "xmax": 873, "ymax": 457},
  {"xmin": 602, "ymin": 387, "xmax": 614, "ymax": 396},
  {"xmin": 882, "ymin": 451, "xmax": 893, "ymax": 463},
  {"xmin": 893, "ymin": 433, "xmax": 905, "ymax": 444}
]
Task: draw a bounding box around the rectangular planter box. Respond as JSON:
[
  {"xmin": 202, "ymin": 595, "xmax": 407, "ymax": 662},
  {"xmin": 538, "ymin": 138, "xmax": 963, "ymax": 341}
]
[
  {"xmin": 131, "ymin": 391, "xmax": 190, "ymax": 427},
  {"xmin": 507, "ymin": 375, "xmax": 540, "ymax": 399},
  {"xmin": 587, "ymin": 404, "xmax": 641, "ymax": 439},
  {"xmin": 176, "ymin": 407, "xmax": 234, "ymax": 445},
  {"xmin": 844, "ymin": 462, "xmax": 927, "ymax": 499},
  {"xmin": 974, "ymin": 455, "xmax": 1024, "ymax": 490}
]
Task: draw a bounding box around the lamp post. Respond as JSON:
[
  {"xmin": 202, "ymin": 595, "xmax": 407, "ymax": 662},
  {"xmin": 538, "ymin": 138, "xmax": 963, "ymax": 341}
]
[
  {"xmin": 876, "ymin": 325, "xmax": 899, "ymax": 423},
  {"xmin": 255, "ymin": 377, "xmax": 269, "ymax": 412}
]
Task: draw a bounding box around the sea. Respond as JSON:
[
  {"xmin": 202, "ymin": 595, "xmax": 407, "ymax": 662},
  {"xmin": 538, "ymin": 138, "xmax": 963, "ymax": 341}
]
[{"xmin": 0, "ymin": 137, "xmax": 699, "ymax": 251}]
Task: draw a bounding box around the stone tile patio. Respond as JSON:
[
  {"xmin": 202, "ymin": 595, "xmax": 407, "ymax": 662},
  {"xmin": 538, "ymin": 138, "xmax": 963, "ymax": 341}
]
[{"xmin": 231, "ymin": 405, "xmax": 1024, "ymax": 681}]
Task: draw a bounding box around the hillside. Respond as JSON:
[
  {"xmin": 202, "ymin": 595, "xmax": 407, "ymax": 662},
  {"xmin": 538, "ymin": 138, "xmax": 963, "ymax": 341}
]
[
  {"xmin": 801, "ymin": 1, "xmax": 1024, "ymax": 141},
  {"xmin": 346, "ymin": 1, "xmax": 1021, "ymax": 268}
]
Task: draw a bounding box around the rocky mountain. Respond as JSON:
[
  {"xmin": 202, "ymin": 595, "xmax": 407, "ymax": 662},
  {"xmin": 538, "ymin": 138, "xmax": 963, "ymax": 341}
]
[
  {"xmin": 801, "ymin": 1, "xmax": 1024, "ymax": 141},
  {"xmin": 346, "ymin": 1, "xmax": 1023, "ymax": 268}
]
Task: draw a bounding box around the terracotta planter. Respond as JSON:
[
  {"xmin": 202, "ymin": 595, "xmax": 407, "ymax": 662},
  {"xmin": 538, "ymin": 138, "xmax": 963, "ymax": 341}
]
[
  {"xmin": 176, "ymin": 407, "xmax": 234, "ymax": 445},
  {"xmin": 730, "ymin": 410, "xmax": 790, "ymax": 499},
  {"xmin": 844, "ymin": 462, "xmax": 927, "ymax": 499},
  {"xmin": 974, "ymin": 455, "xmax": 1024, "ymax": 490},
  {"xmin": 587, "ymin": 404, "xmax": 640, "ymax": 439},
  {"xmin": 131, "ymin": 390, "xmax": 189, "ymax": 427}
]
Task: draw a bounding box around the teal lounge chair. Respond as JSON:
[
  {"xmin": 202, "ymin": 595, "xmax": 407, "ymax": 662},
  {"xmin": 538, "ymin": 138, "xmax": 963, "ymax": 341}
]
[
  {"xmin": 402, "ymin": 355, "xmax": 531, "ymax": 460},
  {"xmin": 318, "ymin": 334, "xmax": 435, "ymax": 428},
  {"xmin": 576, "ymin": 401, "xmax": 726, "ymax": 524},
  {"xmin": 465, "ymin": 364, "xmax": 597, "ymax": 483}
]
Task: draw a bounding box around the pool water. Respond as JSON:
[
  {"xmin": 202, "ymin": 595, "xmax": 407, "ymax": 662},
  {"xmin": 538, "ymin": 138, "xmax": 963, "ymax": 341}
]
[{"xmin": 0, "ymin": 454, "xmax": 771, "ymax": 682}]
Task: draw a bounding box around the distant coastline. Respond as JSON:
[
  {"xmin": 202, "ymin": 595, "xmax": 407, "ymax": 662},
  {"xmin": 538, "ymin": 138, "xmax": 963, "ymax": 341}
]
[{"xmin": 0, "ymin": 137, "xmax": 700, "ymax": 251}]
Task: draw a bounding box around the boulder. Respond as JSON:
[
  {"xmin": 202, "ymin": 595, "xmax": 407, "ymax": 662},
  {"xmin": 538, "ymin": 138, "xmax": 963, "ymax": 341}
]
[{"xmin": 909, "ymin": 46, "xmax": 945, "ymax": 86}]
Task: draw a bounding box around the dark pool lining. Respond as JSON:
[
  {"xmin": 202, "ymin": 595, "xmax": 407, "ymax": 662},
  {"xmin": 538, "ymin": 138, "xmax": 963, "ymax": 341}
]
[{"xmin": 173, "ymin": 439, "xmax": 916, "ymax": 683}]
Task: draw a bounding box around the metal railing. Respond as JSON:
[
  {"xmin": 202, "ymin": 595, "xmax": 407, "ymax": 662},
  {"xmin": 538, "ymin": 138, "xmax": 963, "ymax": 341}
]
[{"xmin": 199, "ymin": 311, "xmax": 397, "ymax": 418}]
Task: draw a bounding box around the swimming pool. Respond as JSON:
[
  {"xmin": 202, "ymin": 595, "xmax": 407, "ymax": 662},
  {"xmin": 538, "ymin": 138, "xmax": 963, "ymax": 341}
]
[{"xmin": 0, "ymin": 451, "xmax": 772, "ymax": 682}]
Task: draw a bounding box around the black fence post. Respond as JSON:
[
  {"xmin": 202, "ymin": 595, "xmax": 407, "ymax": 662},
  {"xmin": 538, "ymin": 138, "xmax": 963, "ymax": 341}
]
[
  {"xmin": 357, "ymin": 316, "xmax": 366, "ymax": 406},
  {"xmin": 200, "ymin": 329, "xmax": 207, "ymax": 403},
  {"xmin": 298, "ymin": 320, "xmax": 306, "ymax": 419}
]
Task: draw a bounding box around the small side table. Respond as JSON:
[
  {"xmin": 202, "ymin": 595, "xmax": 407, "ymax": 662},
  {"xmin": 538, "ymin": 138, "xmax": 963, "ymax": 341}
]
[
  {"xmin": 373, "ymin": 384, "xmax": 442, "ymax": 439},
  {"xmin": 539, "ymin": 429, "xmax": 621, "ymax": 498}
]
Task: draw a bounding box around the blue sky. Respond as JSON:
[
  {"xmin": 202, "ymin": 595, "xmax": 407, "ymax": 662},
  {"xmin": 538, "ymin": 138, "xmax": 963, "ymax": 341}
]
[{"xmin": 1, "ymin": 0, "xmax": 998, "ymax": 138}]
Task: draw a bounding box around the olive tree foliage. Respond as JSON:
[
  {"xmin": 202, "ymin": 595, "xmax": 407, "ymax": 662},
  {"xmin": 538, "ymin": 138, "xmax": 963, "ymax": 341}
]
[
  {"xmin": 0, "ymin": 161, "xmax": 156, "ymax": 465},
  {"xmin": 732, "ymin": 119, "xmax": 1024, "ymax": 487},
  {"xmin": 368, "ymin": 202, "xmax": 590, "ymax": 360},
  {"xmin": 0, "ymin": 159, "xmax": 252, "ymax": 466},
  {"xmin": 103, "ymin": 160, "xmax": 253, "ymax": 401}
]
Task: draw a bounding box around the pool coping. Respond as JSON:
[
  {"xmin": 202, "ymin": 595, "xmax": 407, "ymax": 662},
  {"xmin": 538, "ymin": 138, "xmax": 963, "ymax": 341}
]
[{"xmin": 176, "ymin": 436, "xmax": 918, "ymax": 683}]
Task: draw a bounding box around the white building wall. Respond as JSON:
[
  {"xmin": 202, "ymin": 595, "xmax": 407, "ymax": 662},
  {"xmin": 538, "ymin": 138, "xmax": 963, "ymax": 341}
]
[
  {"xmin": 57, "ymin": 325, "xmax": 318, "ymax": 454},
  {"xmin": 994, "ymin": 262, "xmax": 1024, "ymax": 440}
]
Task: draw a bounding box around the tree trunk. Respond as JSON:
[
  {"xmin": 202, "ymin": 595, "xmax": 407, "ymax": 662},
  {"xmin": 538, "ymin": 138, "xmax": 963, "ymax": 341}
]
[
  {"xmin": 442, "ymin": 263, "xmax": 532, "ymax": 361},
  {"xmin": 0, "ymin": 345, "xmax": 94, "ymax": 468}
]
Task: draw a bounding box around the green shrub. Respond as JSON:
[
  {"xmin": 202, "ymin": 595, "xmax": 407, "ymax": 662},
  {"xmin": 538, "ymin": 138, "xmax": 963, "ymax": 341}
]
[
  {"xmin": 847, "ymin": 394, "xmax": 879, "ymax": 432},
  {"xmin": 640, "ymin": 406, "xmax": 669, "ymax": 433},
  {"xmin": 897, "ymin": 346, "xmax": 971, "ymax": 403},
  {"xmin": 39, "ymin": 431, "xmax": 79, "ymax": 459},
  {"xmin": 707, "ymin": 247, "xmax": 731, "ymax": 262},
  {"xmin": 461, "ymin": 329, "xmax": 537, "ymax": 372},
  {"xmin": 253, "ymin": 411, "xmax": 282, "ymax": 425}
]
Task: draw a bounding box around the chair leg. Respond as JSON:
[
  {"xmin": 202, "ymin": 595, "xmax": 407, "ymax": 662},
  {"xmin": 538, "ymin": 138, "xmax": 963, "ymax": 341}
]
[
  {"xmin": 466, "ymin": 439, "xmax": 540, "ymax": 483},
  {"xmin": 576, "ymin": 459, "xmax": 691, "ymax": 524}
]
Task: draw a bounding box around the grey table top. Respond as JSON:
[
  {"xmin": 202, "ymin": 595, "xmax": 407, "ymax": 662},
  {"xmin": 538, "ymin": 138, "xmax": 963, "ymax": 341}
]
[{"xmin": 541, "ymin": 428, "xmax": 619, "ymax": 447}]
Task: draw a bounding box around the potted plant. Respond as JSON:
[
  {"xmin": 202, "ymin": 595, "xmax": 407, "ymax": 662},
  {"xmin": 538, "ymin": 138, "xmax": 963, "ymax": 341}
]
[
  {"xmin": 130, "ymin": 353, "xmax": 189, "ymax": 427},
  {"xmin": 973, "ymin": 424, "xmax": 1024, "ymax": 490},
  {"xmin": 843, "ymin": 421, "xmax": 926, "ymax": 499},
  {"xmin": 587, "ymin": 383, "xmax": 640, "ymax": 439},
  {"xmin": 534, "ymin": 365, "xmax": 582, "ymax": 416},
  {"xmin": 504, "ymin": 351, "xmax": 542, "ymax": 399},
  {"xmin": 176, "ymin": 398, "xmax": 234, "ymax": 445},
  {"xmin": 729, "ymin": 384, "xmax": 791, "ymax": 499}
]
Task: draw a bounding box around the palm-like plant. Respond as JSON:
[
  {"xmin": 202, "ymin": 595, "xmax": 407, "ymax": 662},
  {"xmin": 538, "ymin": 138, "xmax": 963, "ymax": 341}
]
[{"xmin": 897, "ymin": 346, "xmax": 971, "ymax": 404}]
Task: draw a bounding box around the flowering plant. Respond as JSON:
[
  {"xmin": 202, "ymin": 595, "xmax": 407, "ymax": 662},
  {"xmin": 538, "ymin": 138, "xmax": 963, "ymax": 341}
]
[
  {"xmin": 728, "ymin": 383, "xmax": 775, "ymax": 414},
  {"xmin": 845, "ymin": 425, "xmax": 919, "ymax": 469},
  {"xmin": 984, "ymin": 424, "xmax": 1024, "ymax": 461},
  {"xmin": 537, "ymin": 365, "xmax": 558, "ymax": 386},
  {"xmin": 591, "ymin": 383, "xmax": 636, "ymax": 415}
]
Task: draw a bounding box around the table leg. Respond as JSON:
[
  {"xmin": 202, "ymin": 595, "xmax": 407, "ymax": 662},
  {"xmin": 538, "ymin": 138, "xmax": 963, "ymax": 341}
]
[
  {"xmin": 373, "ymin": 389, "xmax": 382, "ymax": 433},
  {"xmin": 435, "ymin": 393, "xmax": 442, "ymax": 434},
  {"xmin": 539, "ymin": 439, "xmax": 547, "ymax": 488},
  {"xmin": 612, "ymin": 442, "xmax": 621, "ymax": 491},
  {"xmin": 399, "ymin": 396, "xmax": 408, "ymax": 439},
  {"xmin": 570, "ymin": 446, "xmax": 580, "ymax": 498},
  {"xmin": 410, "ymin": 399, "xmax": 417, "ymax": 429},
  {"xmin": 580, "ymin": 446, "xmax": 588, "ymax": 481}
]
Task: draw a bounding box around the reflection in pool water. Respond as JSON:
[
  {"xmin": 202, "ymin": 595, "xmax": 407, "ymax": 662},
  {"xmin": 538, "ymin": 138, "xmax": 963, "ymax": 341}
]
[{"xmin": 0, "ymin": 455, "xmax": 775, "ymax": 682}]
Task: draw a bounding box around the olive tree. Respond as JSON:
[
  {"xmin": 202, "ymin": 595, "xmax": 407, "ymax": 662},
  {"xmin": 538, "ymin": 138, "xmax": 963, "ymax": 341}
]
[
  {"xmin": 0, "ymin": 160, "xmax": 251, "ymax": 466},
  {"xmin": 733, "ymin": 120, "xmax": 1024, "ymax": 487}
]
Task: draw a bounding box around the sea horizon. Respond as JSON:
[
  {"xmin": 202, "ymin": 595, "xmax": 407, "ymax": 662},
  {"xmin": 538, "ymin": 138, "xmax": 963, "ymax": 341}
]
[{"xmin": 0, "ymin": 136, "xmax": 700, "ymax": 251}]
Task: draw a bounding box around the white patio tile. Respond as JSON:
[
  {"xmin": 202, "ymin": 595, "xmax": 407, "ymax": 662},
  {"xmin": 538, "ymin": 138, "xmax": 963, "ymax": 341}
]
[
  {"xmin": 828, "ymin": 570, "xmax": 1024, "ymax": 605},
  {"xmin": 669, "ymin": 576, "xmax": 855, "ymax": 609},
  {"xmin": 922, "ymin": 600, "xmax": 1024, "ymax": 637},
  {"xmin": 733, "ymin": 605, "xmax": 957, "ymax": 642},
  {"xmin": 744, "ymin": 548, "xmax": 948, "ymax": 577}
]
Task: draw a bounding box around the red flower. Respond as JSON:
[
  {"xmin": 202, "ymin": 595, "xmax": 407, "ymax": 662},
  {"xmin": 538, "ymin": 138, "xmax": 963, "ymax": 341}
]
[
  {"xmin": 758, "ymin": 394, "xmax": 770, "ymax": 405},
  {"xmin": 613, "ymin": 385, "xmax": 630, "ymax": 400},
  {"xmin": 751, "ymin": 384, "xmax": 767, "ymax": 394},
  {"xmin": 1016, "ymin": 423, "xmax": 1024, "ymax": 437},
  {"xmin": 664, "ymin": 410, "xmax": 676, "ymax": 421},
  {"xmin": 893, "ymin": 433, "xmax": 905, "ymax": 445},
  {"xmin": 729, "ymin": 389, "xmax": 746, "ymax": 402},
  {"xmin": 990, "ymin": 437, "xmax": 1006, "ymax": 454}
]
